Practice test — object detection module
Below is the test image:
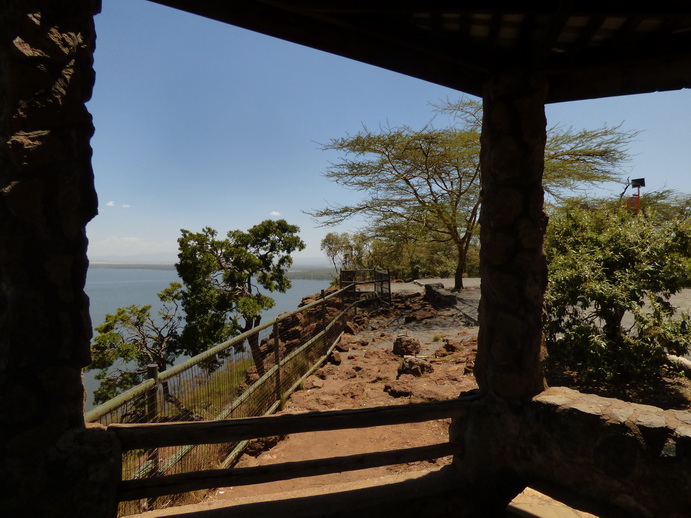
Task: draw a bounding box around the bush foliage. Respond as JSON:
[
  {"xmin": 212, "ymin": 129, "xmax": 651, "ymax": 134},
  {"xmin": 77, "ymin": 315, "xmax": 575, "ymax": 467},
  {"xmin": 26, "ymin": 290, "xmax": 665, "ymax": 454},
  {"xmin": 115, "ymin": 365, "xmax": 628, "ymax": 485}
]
[{"xmin": 544, "ymin": 203, "xmax": 691, "ymax": 381}]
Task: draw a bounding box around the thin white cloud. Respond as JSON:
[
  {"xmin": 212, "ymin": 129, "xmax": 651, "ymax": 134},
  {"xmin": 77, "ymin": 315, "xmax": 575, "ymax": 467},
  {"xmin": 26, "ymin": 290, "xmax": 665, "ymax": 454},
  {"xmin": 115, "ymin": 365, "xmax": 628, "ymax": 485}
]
[
  {"xmin": 106, "ymin": 201, "xmax": 115, "ymax": 207},
  {"xmin": 122, "ymin": 204, "xmax": 131, "ymax": 208},
  {"xmin": 269, "ymin": 211, "xmax": 281, "ymax": 216}
]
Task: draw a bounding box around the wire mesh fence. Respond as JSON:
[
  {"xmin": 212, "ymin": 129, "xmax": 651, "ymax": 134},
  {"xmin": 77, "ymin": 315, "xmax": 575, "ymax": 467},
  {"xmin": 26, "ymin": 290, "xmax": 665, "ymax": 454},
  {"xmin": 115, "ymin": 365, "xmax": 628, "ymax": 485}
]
[
  {"xmin": 340, "ymin": 269, "xmax": 391, "ymax": 304},
  {"xmin": 84, "ymin": 280, "xmax": 380, "ymax": 515}
]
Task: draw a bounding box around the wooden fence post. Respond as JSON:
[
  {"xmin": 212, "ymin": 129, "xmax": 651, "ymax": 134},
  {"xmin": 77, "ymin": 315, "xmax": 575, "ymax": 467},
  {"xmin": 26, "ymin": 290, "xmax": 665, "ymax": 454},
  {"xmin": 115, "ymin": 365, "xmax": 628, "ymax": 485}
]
[
  {"xmin": 273, "ymin": 323, "xmax": 281, "ymax": 405},
  {"xmin": 145, "ymin": 364, "xmax": 160, "ymax": 508}
]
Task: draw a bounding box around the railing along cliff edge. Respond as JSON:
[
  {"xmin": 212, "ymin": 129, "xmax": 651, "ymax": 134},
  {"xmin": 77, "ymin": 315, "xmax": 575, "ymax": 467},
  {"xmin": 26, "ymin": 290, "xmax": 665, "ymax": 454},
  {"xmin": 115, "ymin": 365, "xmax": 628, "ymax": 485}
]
[{"xmin": 87, "ymin": 282, "xmax": 361, "ymax": 514}]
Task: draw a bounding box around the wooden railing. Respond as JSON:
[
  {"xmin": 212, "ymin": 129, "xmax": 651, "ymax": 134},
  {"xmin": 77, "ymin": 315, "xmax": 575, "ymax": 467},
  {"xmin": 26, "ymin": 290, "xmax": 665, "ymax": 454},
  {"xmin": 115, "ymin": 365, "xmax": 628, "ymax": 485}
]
[{"xmin": 108, "ymin": 396, "xmax": 477, "ymax": 504}]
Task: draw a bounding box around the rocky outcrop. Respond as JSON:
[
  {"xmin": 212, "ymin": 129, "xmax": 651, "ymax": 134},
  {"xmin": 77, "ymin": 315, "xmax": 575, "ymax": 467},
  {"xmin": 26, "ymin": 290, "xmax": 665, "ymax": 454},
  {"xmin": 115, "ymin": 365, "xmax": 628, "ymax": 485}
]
[{"xmin": 255, "ymin": 289, "xmax": 350, "ymax": 369}]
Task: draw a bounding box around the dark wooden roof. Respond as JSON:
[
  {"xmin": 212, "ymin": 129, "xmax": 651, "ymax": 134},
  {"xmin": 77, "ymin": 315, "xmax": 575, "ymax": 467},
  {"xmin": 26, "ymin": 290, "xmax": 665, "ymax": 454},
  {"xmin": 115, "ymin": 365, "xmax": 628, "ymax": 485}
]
[{"xmin": 149, "ymin": 1, "xmax": 691, "ymax": 103}]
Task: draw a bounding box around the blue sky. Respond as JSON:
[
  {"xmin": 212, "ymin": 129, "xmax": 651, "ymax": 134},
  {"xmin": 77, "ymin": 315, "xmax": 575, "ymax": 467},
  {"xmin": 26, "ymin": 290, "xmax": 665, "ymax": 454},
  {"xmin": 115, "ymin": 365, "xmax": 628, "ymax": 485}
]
[{"xmin": 87, "ymin": 0, "xmax": 691, "ymax": 265}]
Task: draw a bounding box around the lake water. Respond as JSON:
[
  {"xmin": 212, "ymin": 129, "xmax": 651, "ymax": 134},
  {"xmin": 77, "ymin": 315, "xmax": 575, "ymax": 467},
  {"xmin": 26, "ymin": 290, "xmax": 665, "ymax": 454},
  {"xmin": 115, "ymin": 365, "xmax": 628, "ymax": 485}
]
[{"xmin": 83, "ymin": 267, "xmax": 329, "ymax": 409}]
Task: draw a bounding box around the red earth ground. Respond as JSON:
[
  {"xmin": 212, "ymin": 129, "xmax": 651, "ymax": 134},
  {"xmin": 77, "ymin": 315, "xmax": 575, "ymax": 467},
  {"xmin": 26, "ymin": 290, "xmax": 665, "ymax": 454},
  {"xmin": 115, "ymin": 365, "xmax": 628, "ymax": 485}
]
[{"xmin": 207, "ymin": 289, "xmax": 598, "ymax": 517}]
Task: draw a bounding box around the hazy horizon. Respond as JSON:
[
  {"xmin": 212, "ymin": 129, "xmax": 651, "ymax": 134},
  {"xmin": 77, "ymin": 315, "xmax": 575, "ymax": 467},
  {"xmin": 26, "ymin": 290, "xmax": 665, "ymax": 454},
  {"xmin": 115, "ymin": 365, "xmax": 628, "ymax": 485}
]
[{"xmin": 88, "ymin": 252, "xmax": 332, "ymax": 269}]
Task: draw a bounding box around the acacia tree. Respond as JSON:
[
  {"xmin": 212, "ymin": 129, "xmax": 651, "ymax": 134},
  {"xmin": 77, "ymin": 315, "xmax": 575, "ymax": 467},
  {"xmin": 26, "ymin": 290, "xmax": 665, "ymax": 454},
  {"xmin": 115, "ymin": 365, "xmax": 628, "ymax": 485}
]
[
  {"xmin": 87, "ymin": 283, "xmax": 184, "ymax": 404},
  {"xmin": 637, "ymin": 189, "xmax": 691, "ymax": 223},
  {"xmin": 545, "ymin": 202, "xmax": 691, "ymax": 381},
  {"xmin": 311, "ymin": 98, "xmax": 637, "ymax": 289},
  {"xmin": 320, "ymin": 231, "xmax": 372, "ymax": 274},
  {"xmin": 176, "ymin": 219, "xmax": 305, "ymax": 372},
  {"xmin": 312, "ymin": 120, "xmax": 482, "ymax": 289}
]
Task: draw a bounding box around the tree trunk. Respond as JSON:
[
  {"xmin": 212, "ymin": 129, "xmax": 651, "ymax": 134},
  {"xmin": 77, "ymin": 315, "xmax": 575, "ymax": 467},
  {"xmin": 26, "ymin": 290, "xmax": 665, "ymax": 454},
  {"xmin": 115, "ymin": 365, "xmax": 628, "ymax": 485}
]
[
  {"xmin": 244, "ymin": 316, "xmax": 265, "ymax": 376},
  {"xmin": 603, "ymin": 311, "xmax": 625, "ymax": 342},
  {"xmin": 454, "ymin": 245, "xmax": 466, "ymax": 290}
]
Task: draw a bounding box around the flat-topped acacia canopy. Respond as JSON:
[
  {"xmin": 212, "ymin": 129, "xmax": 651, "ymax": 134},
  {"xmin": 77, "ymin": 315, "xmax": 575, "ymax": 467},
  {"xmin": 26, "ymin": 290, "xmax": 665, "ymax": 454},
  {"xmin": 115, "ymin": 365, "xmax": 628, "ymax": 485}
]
[{"xmin": 148, "ymin": 1, "xmax": 691, "ymax": 102}]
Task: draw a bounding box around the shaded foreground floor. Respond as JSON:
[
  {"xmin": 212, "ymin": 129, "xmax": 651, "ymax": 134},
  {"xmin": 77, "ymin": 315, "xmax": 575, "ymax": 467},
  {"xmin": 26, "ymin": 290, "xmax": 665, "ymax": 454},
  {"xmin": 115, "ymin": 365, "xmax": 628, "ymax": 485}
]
[{"xmin": 129, "ymin": 466, "xmax": 597, "ymax": 517}]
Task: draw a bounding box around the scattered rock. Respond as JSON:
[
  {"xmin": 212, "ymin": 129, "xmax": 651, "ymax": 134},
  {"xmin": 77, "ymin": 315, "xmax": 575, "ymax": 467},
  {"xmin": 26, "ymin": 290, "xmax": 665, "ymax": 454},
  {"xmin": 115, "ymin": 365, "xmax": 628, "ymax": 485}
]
[
  {"xmin": 328, "ymin": 351, "xmax": 342, "ymax": 365},
  {"xmin": 398, "ymin": 357, "xmax": 434, "ymax": 378},
  {"xmin": 245, "ymin": 366, "xmax": 259, "ymax": 385},
  {"xmin": 434, "ymin": 338, "xmax": 465, "ymax": 357},
  {"xmin": 384, "ymin": 379, "xmax": 414, "ymax": 398},
  {"xmin": 244, "ymin": 435, "xmax": 286, "ymax": 457},
  {"xmin": 404, "ymin": 309, "xmax": 437, "ymax": 323},
  {"xmin": 316, "ymin": 365, "xmax": 337, "ymax": 379},
  {"xmin": 337, "ymin": 338, "xmax": 355, "ymax": 348},
  {"xmin": 304, "ymin": 377, "xmax": 324, "ymax": 389},
  {"xmin": 365, "ymin": 349, "xmax": 395, "ymax": 360},
  {"xmin": 442, "ymin": 338, "xmax": 464, "ymax": 352},
  {"xmin": 283, "ymin": 338, "xmax": 302, "ymax": 352},
  {"xmin": 334, "ymin": 342, "xmax": 350, "ymax": 352},
  {"xmin": 393, "ymin": 335, "xmax": 421, "ymax": 356},
  {"xmin": 343, "ymin": 385, "xmax": 365, "ymax": 399},
  {"xmin": 344, "ymin": 321, "xmax": 361, "ymax": 335},
  {"xmin": 299, "ymin": 295, "xmax": 318, "ymax": 306},
  {"xmin": 341, "ymin": 367, "xmax": 358, "ymax": 379}
]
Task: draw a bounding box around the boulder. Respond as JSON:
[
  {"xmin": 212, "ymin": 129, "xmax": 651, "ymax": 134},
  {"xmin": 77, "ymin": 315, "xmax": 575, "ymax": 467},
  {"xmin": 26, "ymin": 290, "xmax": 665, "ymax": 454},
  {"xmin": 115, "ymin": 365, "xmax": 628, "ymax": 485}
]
[
  {"xmin": 304, "ymin": 377, "xmax": 324, "ymax": 390},
  {"xmin": 328, "ymin": 350, "xmax": 342, "ymax": 365},
  {"xmin": 334, "ymin": 342, "xmax": 350, "ymax": 352},
  {"xmin": 344, "ymin": 321, "xmax": 361, "ymax": 335},
  {"xmin": 384, "ymin": 379, "xmax": 414, "ymax": 398},
  {"xmin": 423, "ymin": 283, "xmax": 457, "ymax": 308},
  {"xmin": 397, "ymin": 357, "xmax": 434, "ymax": 378},
  {"xmin": 434, "ymin": 338, "xmax": 465, "ymax": 356},
  {"xmin": 244, "ymin": 435, "xmax": 286, "ymax": 457},
  {"xmin": 393, "ymin": 335, "xmax": 421, "ymax": 356}
]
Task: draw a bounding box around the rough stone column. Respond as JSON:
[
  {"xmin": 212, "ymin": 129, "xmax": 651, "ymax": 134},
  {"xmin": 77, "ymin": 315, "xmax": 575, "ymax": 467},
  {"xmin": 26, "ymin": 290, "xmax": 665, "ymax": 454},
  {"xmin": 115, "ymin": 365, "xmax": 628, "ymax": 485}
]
[
  {"xmin": 0, "ymin": 2, "xmax": 117, "ymax": 516},
  {"xmin": 449, "ymin": 74, "xmax": 549, "ymax": 514},
  {"xmin": 474, "ymin": 72, "xmax": 549, "ymax": 400}
]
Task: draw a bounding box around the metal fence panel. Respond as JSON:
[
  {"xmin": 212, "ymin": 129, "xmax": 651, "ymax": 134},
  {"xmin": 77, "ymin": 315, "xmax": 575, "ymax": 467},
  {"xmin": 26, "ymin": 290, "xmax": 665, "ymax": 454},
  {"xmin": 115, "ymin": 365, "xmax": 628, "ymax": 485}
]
[{"xmin": 84, "ymin": 282, "xmax": 388, "ymax": 515}]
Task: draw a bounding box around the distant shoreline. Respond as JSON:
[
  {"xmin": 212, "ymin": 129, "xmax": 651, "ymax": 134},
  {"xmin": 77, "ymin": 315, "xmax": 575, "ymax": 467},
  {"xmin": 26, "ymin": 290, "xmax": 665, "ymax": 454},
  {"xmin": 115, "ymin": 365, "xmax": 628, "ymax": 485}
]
[
  {"xmin": 89, "ymin": 262, "xmax": 175, "ymax": 270},
  {"xmin": 88, "ymin": 262, "xmax": 336, "ymax": 280}
]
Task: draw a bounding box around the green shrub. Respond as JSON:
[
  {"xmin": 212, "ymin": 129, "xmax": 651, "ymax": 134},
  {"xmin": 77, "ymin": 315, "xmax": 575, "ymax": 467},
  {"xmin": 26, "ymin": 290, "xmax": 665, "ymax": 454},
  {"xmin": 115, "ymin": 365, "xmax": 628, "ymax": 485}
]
[{"xmin": 545, "ymin": 203, "xmax": 691, "ymax": 381}]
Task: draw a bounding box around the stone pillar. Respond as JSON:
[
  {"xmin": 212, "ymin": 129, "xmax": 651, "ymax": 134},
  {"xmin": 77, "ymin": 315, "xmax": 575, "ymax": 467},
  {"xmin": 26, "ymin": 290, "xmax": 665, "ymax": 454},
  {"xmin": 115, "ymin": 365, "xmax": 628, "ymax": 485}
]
[
  {"xmin": 474, "ymin": 72, "xmax": 549, "ymax": 400},
  {"xmin": 0, "ymin": 2, "xmax": 117, "ymax": 516},
  {"xmin": 448, "ymin": 73, "xmax": 549, "ymax": 514}
]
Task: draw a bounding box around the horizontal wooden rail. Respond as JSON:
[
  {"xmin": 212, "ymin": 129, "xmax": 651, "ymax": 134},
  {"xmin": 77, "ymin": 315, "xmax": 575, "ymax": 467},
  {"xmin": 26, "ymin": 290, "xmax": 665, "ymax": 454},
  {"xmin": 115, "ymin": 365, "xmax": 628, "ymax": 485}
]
[
  {"xmin": 110, "ymin": 397, "xmax": 476, "ymax": 451},
  {"xmin": 119, "ymin": 441, "xmax": 462, "ymax": 501}
]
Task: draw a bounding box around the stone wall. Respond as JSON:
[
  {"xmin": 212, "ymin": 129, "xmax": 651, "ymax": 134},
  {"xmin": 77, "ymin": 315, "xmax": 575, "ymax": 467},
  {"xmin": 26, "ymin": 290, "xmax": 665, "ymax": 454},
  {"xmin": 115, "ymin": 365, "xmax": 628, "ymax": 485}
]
[
  {"xmin": 0, "ymin": 2, "xmax": 113, "ymax": 516},
  {"xmin": 451, "ymin": 387, "xmax": 691, "ymax": 517}
]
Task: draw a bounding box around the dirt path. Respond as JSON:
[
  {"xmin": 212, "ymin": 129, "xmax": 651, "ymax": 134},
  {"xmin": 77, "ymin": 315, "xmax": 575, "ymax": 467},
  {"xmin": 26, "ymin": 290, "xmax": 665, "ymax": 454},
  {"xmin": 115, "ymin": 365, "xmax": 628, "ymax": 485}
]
[
  {"xmin": 216, "ymin": 291, "xmax": 479, "ymax": 501},
  {"xmin": 202, "ymin": 283, "xmax": 596, "ymax": 517}
]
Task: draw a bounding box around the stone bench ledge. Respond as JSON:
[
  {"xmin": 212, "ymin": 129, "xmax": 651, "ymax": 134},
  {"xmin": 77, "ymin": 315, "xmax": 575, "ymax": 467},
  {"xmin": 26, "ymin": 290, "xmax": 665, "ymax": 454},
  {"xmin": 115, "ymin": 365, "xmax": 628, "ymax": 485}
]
[{"xmin": 526, "ymin": 386, "xmax": 691, "ymax": 517}]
